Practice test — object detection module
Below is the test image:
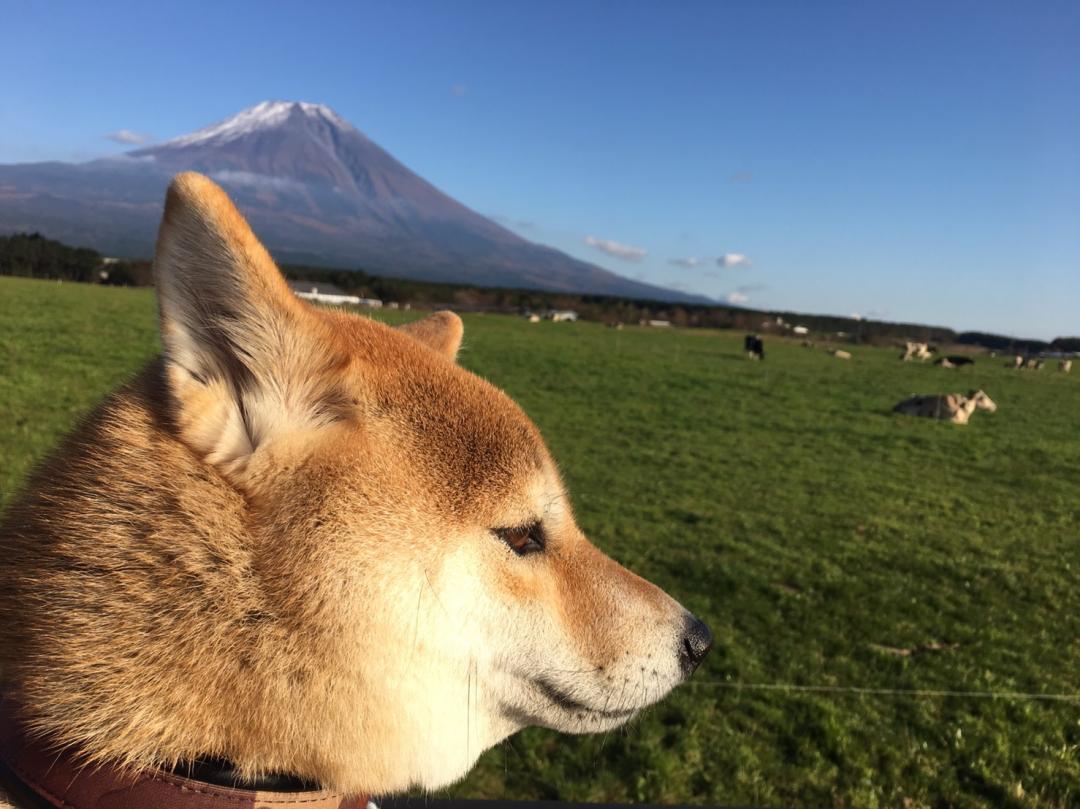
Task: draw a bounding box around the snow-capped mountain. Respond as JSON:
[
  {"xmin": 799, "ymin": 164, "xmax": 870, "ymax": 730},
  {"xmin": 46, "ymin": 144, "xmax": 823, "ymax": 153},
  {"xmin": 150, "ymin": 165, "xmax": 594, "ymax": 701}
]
[
  {"xmin": 0, "ymin": 101, "xmax": 704, "ymax": 302},
  {"xmin": 161, "ymin": 101, "xmax": 351, "ymax": 148}
]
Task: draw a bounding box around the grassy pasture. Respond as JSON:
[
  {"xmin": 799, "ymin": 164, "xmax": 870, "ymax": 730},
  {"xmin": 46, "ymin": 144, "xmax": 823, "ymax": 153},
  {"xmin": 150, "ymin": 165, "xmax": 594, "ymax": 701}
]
[{"xmin": 1, "ymin": 275, "xmax": 1078, "ymax": 808}]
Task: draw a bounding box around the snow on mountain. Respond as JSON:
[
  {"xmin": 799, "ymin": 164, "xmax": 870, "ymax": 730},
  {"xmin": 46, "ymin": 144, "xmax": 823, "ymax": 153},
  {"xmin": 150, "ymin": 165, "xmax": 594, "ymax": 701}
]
[
  {"xmin": 0, "ymin": 101, "xmax": 708, "ymax": 303},
  {"xmin": 163, "ymin": 101, "xmax": 351, "ymax": 148}
]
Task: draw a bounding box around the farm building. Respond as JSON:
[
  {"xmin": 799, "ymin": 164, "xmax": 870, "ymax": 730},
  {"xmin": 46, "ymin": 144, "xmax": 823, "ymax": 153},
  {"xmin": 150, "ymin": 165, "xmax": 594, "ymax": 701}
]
[
  {"xmin": 287, "ymin": 281, "xmax": 382, "ymax": 308},
  {"xmin": 547, "ymin": 310, "xmax": 579, "ymax": 322}
]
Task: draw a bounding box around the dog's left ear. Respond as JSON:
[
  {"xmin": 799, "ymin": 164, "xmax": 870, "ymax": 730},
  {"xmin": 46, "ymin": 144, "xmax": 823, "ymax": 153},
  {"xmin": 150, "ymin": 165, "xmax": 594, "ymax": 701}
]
[
  {"xmin": 397, "ymin": 311, "xmax": 464, "ymax": 361},
  {"xmin": 153, "ymin": 172, "xmax": 345, "ymax": 483}
]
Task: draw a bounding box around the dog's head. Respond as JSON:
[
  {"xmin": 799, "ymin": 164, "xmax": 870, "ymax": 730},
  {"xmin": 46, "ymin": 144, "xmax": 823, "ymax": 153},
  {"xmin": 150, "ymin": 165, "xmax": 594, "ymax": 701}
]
[{"xmin": 4, "ymin": 173, "xmax": 711, "ymax": 795}]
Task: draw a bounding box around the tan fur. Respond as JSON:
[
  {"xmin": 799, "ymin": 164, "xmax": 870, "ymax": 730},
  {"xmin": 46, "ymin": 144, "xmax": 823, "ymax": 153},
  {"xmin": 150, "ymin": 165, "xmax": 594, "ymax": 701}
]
[
  {"xmin": 892, "ymin": 389, "xmax": 997, "ymax": 425},
  {"xmin": 397, "ymin": 310, "xmax": 464, "ymax": 360},
  {"xmin": 0, "ymin": 174, "xmax": 703, "ymax": 802}
]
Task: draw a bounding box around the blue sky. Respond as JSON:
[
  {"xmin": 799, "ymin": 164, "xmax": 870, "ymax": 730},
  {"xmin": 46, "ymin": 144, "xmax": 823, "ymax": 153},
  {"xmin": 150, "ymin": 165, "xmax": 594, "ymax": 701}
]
[{"xmin": 1, "ymin": 1, "xmax": 1077, "ymax": 339}]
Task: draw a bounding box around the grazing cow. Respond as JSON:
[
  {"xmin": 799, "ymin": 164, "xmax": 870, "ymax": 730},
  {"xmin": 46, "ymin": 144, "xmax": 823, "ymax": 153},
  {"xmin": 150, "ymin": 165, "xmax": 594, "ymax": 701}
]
[
  {"xmin": 744, "ymin": 334, "xmax": 764, "ymax": 360},
  {"xmin": 1024, "ymin": 357, "xmax": 1045, "ymax": 370},
  {"xmin": 901, "ymin": 341, "xmax": 933, "ymax": 361},
  {"xmin": 832, "ymin": 349, "xmax": 852, "ymax": 360},
  {"xmin": 1012, "ymin": 355, "xmax": 1024, "ymax": 369},
  {"xmin": 893, "ymin": 389, "xmax": 997, "ymax": 425},
  {"xmin": 936, "ymin": 355, "xmax": 975, "ymax": 368},
  {"xmin": 1059, "ymin": 359, "xmax": 1072, "ymax": 373}
]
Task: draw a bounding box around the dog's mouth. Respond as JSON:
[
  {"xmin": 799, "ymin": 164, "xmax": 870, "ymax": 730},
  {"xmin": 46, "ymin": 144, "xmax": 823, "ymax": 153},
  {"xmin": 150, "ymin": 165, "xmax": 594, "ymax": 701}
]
[
  {"xmin": 531, "ymin": 676, "xmax": 638, "ymax": 719},
  {"xmin": 499, "ymin": 675, "xmax": 639, "ymax": 729}
]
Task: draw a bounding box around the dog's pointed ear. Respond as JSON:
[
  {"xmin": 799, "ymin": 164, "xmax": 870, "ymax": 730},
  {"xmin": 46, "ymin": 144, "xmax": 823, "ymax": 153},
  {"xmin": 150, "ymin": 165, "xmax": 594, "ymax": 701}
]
[
  {"xmin": 397, "ymin": 311, "xmax": 464, "ymax": 361},
  {"xmin": 154, "ymin": 172, "xmax": 341, "ymax": 479}
]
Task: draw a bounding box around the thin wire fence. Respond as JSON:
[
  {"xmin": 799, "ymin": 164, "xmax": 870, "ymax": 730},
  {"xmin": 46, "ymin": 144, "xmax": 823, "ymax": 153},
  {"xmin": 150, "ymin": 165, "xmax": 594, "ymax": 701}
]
[{"xmin": 684, "ymin": 680, "xmax": 1080, "ymax": 703}]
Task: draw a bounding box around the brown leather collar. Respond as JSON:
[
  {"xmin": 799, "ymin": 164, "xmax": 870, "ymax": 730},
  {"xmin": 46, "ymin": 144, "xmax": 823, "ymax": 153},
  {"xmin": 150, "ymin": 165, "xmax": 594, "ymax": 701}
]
[{"xmin": 0, "ymin": 700, "xmax": 366, "ymax": 809}]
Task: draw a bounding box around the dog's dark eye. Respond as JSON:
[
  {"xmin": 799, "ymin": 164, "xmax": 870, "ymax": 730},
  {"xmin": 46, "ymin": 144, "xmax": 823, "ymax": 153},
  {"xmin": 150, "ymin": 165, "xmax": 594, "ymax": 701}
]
[{"xmin": 493, "ymin": 522, "xmax": 545, "ymax": 556}]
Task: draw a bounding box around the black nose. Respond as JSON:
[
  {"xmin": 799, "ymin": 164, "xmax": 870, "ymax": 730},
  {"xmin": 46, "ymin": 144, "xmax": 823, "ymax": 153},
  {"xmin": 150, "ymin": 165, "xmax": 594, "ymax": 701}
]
[{"xmin": 678, "ymin": 614, "xmax": 713, "ymax": 677}]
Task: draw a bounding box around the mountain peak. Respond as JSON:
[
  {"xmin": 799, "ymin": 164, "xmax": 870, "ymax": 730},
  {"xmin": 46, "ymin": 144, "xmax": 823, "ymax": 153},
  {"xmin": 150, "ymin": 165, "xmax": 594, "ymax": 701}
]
[
  {"xmin": 161, "ymin": 100, "xmax": 351, "ymax": 148},
  {"xmin": 0, "ymin": 101, "xmax": 706, "ymax": 304}
]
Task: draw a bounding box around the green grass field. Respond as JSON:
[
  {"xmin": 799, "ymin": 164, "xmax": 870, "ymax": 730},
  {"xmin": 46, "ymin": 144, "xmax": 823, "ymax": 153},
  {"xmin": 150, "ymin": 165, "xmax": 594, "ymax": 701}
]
[{"xmin": 2, "ymin": 275, "xmax": 1078, "ymax": 808}]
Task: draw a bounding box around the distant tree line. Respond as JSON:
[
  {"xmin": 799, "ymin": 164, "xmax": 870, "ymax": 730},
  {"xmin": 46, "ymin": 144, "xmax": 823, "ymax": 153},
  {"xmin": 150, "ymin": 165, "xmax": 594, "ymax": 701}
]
[
  {"xmin": 0, "ymin": 233, "xmax": 102, "ymax": 283},
  {"xmin": 954, "ymin": 331, "xmax": 1058, "ymax": 356},
  {"xmin": 276, "ymin": 263, "xmax": 980, "ymax": 348},
  {"xmin": 0, "ymin": 233, "xmax": 152, "ymax": 286},
  {"xmin": 1, "ymin": 232, "xmax": 1070, "ymax": 354}
]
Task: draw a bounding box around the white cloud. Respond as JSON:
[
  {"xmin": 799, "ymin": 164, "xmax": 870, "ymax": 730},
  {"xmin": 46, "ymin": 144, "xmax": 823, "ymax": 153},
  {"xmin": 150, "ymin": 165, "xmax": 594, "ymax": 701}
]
[
  {"xmin": 211, "ymin": 170, "xmax": 305, "ymax": 192},
  {"xmin": 723, "ymin": 284, "xmax": 766, "ymax": 306},
  {"xmin": 105, "ymin": 129, "xmax": 153, "ymax": 145},
  {"xmin": 717, "ymin": 253, "xmax": 751, "ymax": 268},
  {"xmin": 584, "ymin": 235, "xmax": 647, "ymax": 261},
  {"xmin": 673, "ymin": 253, "xmax": 753, "ymax": 269},
  {"xmin": 491, "ymin": 214, "xmax": 534, "ymax": 230},
  {"xmin": 101, "ymin": 153, "xmax": 156, "ymax": 164}
]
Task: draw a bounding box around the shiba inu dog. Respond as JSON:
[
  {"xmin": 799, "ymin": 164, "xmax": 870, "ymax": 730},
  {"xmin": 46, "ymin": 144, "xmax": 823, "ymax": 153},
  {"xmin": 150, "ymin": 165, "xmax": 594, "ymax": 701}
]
[{"xmin": 0, "ymin": 173, "xmax": 712, "ymax": 807}]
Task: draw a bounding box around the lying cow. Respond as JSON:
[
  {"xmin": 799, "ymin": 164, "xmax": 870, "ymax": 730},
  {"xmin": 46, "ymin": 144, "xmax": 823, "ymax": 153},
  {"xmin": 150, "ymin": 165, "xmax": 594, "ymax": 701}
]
[
  {"xmin": 936, "ymin": 355, "xmax": 975, "ymax": 368},
  {"xmin": 744, "ymin": 334, "xmax": 764, "ymax": 360},
  {"xmin": 893, "ymin": 389, "xmax": 997, "ymax": 425},
  {"xmin": 832, "ymin": 349, "xmax": 852, "ymax": 360}
]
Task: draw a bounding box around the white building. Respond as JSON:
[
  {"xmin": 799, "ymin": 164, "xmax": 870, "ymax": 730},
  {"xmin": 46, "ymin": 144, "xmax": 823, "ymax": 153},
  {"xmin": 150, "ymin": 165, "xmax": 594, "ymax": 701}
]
[
  {"xmin": 287, "ymin": 281, "xmax": 382, "ymax": 308},
  {"xmin": 547, "ymin": 310, "xmax": 579, "ymax": 322}
]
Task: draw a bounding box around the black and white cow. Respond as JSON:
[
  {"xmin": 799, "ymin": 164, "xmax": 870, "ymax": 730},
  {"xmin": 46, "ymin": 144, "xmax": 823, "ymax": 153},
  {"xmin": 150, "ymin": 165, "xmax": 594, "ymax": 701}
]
[{"xmin": 744, "ymin": 334, "xmax": 764, "ymax": 360}]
